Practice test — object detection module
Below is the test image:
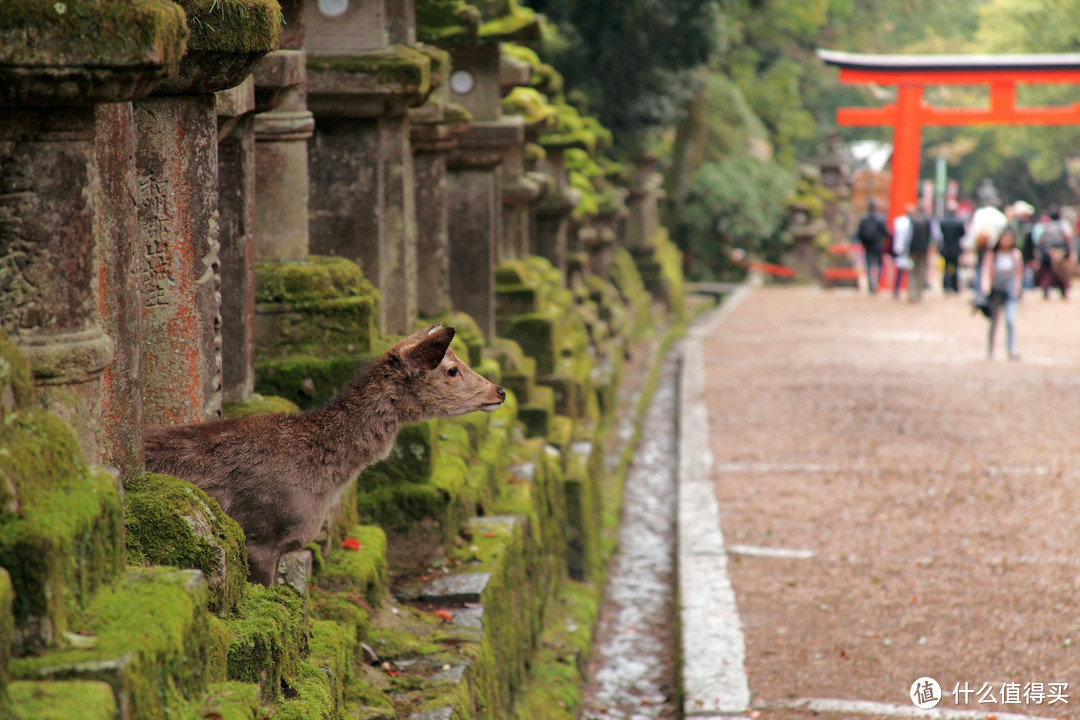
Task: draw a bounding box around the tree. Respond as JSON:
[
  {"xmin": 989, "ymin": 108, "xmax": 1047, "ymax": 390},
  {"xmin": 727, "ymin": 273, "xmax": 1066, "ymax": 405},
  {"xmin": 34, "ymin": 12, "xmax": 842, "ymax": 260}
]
[{"xmin": 522, "ymin": 0, "xmax": 720, "ymax": 147}]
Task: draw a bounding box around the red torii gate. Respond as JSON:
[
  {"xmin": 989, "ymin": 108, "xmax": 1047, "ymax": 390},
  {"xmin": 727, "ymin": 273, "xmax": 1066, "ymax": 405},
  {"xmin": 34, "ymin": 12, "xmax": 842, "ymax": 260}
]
[{"xmin": 818, "ymin": 49, "xmax": 1080, "ymax": 225}]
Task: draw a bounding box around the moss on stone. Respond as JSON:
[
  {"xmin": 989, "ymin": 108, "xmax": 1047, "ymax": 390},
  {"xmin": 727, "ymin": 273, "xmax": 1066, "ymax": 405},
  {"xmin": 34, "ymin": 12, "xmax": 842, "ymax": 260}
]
[
  {"xmin": 477, "ymin": 0, "xmax": 541, "ymax": 42},
  {"xmin": 9, "ymin": 679, "xmax": 117, "ymax": 720},
  {"xmin": 357, "ymin": 422, "xmax": 437, "ymax": 492},
  {"xmin": 225, "ymin": 583, "xmax": 307, "ymax": 701},
  {"xmin": 416, "ymin": 0, "xmax": 482, "ymax": 43},
  {"xmin": 0, "ymin": 411, "xmax": 124, "ymax": 653},
  {"xmin": 222, "ymin": 393, "xmax": 299, "ymax": 418},
  {"xmin": 306, "ymin": 45, "xmax": 431, "ymax": 95},
  {"xmin": 315, "ymin": 526, "xmax": 388, "ymax": 608},
  {"xmin": 254, "ymin": 354, "xmax": 359, "ymax": 410},
  {"xmin": 510, "ymin": 579, "xmax": 599, "ymax": 720},
  {"xmin": 0, "ymin": 0, "xmax": 187, "ymax": 70},
  {"xmin": 0, "ymin": 328, "xmax": 34, "ymax": 413},
  {"xmin": 123, "ymin": 473, "xmax": 248, "ymax": 616},
  {"xmin": 356, "ymin": 483, "xmax": 448, "ymax": 533},
  {"xmin": 11, "ymin": 567, "xmax": 216, "ymax": 720},
  {"xmin": 176, "ymin": 0, "xmax": 282, "ymax": 54},
  {"xmin": 501, "ymin": 86, "xmax": 556, "ymax": 127},
  {"xmin": 256, "ymin": 256, "xmax": 375, "ymax": 304},
  {"xmin": 309, "ymin": 589, "xmax": 371, "ymax": 650},
  {"xmin": 273, "ymin": 620, "xmax": 346, "ymax": 720},
  {"xmin": 200, "ymin": 681, "xmax": 262, "ymax": 720},
  {"xmin": 652, "ymin": 226, "xmax": 688, "ymax": 319}
]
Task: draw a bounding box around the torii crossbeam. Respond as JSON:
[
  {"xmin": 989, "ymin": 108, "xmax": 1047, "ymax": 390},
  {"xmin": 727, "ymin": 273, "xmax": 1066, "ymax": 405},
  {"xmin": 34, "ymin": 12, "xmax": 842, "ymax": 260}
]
[{"xmin": 818, "ymin": 49, "xmax": 1080, "ymax": 224}]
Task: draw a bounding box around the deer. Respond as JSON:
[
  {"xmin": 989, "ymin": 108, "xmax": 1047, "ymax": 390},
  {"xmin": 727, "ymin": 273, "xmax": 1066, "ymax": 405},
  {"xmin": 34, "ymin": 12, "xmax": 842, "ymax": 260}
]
[{"xmin": 144, "ymin": 323, "xmax": 506, "ymax": 586}]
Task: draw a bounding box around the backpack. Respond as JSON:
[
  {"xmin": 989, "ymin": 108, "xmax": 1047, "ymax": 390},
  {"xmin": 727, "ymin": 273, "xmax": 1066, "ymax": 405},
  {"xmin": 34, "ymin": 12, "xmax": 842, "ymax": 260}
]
[
  {"xmin": 1040, "ymin": 220, "xmax": 1066, "ymax": 250},
  {"xmin": 908, "ymin": 213, "xmax": 931, "ymax": 254},
  {"xmin": 856, "ymin": 215, "xmax": 885, "ymax": 251}
]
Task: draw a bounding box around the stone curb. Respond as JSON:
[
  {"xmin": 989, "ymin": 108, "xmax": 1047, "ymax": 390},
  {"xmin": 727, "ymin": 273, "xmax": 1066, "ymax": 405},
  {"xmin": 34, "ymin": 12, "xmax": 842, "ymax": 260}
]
[{"xmin": 678, "ymin": 283, "xmax": 753, "ymax": 716}]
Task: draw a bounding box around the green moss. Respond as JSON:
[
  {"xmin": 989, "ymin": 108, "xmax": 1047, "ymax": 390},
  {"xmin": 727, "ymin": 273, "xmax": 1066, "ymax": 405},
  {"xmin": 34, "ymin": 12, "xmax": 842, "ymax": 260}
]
[
  {"xmin": 416, "ymin": 0, "xmax": 481, "ymax": 42},
  {"xmin": 11, "ymin": 567, "xmax": 217, "ymax": 720},
  {"xmin": 0, "ymin": 0, "xmax": 187, "ymax": 70},
  {"xmin": 315, "ymin": 526, "xmax": 388, "ymax": 608},
  {"xmin": 9, "ymin": 680, "xmax": 116, "ymax": 720},
  {"xmin": 0, "ymin": 569, "xmax": 9, "ymax": 706},
  {"xmin": 273, "ymin": 620, "xmax": 346, "ymax": 720},
  {"xmin": 225, "ymin": 584, "xmax": 306, "ymax": 701},
  {"xmin": 0, "ymin": 328, "xmax": 33, "ymax": 412},
  {"xmin": 254, "ymin": 354, "xmax": 358, "ymax": 410},
  {"xmin": 306, "ymin": 45, "xmax": 431, "ymax": 95},
  {"xmin": 652, "ymin": 226, "xmax": 687, "ymax": 319},
  {"xmin": 510, "ymin": 580, "xmax": 599, "ymax": 720},
  {"xmin": 256, "ymin": 256, "xmax": 374, "ymax": 304},
  {"xmin": 0, "ymin": 412, "xmax": 124, "ymax": 652},
  {"xmin": 356, "ymin": 483, "xmax": 448, "ymax": 532},
  {"xmin": 255, "ymin": 257, "xmax": 380, "ymax": 360},
  {"xmin": 222, "ymin": 393, "xmax": 299, "ymax": 418},
  {"xmin": 477, "ymin": 0, "xmax": 540, "ymax": 42},
  {"xmin": 123, "ymin": 473, "xmax": 248, "ymax": 615},
  {"xmin": 501, "ymin": 86, "xmax": 556, "ymax": 127},
  {"xmin": 200, "ymin": 681, "xmax": 262, "ymax": 720},
  {"xmin": 357, "ymin": 422, "xmax": 437, "ymax": 492},
  {"xmin": 176, "ymin": 0, "xmax": 282, "ymax": 54},
  {"xmin": 309, "ymin": 589, "xmax": 371, "ymax": 649}
]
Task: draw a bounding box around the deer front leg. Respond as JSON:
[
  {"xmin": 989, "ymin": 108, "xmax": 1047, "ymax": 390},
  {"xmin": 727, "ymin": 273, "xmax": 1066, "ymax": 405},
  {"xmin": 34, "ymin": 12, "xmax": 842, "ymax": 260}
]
[{"xmin": 246, "ymin": 543, "xmax": 282, "ymax": 586}]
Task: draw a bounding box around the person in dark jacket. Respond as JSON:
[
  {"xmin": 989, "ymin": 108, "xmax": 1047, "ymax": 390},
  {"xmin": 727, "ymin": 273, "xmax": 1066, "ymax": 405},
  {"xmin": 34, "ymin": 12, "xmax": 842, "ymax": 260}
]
[
  {"xmin": 938, "ymin": 200, "xmax": 966, "ymax": 294},
  {"xmin": 854, "ymin": 200, "xmax": 889, "ymax": 293}
]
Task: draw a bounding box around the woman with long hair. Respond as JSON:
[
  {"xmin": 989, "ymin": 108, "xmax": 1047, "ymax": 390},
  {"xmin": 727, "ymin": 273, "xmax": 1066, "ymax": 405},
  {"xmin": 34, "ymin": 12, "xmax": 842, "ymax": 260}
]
[{"xmin": 979, "ymin": 228, "xmax": 1024, "ymax": 360}]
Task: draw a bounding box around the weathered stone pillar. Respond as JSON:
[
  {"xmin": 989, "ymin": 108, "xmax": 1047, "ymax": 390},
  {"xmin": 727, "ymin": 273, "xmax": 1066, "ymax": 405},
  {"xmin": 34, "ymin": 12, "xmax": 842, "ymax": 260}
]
[
  {"xmin": 254, "ymin": 50, "xmax": 313, "ymax": 261},
  {"xmin": 410, "ymin": 100, "xmax": 469, "ymax": 316},
  {"xmin": 443, "ymin": 42, "xmax": 527, "ymax": 338},
  {"xmin": 532, "ymin": 145, "xmax": 579, "ymax": 278},
  {"xmin": 0, "ymin": 2, "xmax": 187, "ymax": 462},
  {"xmin": 135, "ymin": 0, "xmax": 280, "ymax": 428},
  {"xmin": 95, "ymin": 102, "xmax": 147, "ymax": 476},
  {"xmin": 306, "ymin": 36, "xmax": 431, "ymax": 334},
  {"xmin": 626, "ymin": 152, "xmax": 664, "ymax": 250},
  {"xmin": 498, "ymin": 51, "xmax": 542, "ymax": 262},
  {"xmin": 216, "ymin": 78, "xmax": 259, "ymax": 403}
]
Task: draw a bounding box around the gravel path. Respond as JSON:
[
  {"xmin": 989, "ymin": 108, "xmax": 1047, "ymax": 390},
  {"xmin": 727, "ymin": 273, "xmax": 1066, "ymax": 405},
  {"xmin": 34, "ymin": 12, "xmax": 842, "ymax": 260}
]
[{"xmin": 702, "ymin": 285, "xmax": 1080, "ymax": 720}]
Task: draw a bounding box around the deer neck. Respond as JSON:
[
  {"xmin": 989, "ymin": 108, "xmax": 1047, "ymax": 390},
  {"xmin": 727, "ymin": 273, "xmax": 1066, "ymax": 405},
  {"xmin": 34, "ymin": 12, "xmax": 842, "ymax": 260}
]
[{"xmin": 306, "ymin": 382, "xmax": 413, "ymax": 491}]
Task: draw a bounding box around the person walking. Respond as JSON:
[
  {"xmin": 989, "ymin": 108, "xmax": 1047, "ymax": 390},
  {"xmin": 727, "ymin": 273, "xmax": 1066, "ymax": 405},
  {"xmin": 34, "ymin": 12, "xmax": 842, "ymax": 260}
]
[
  {"xmin": 938, "ymin": 200, "xmax": 965, "ymax": 294},
  {"xmin": 891, "ymin": 205, "xmax": 913, "ymax": 299},
  {"xmin": 907, "ymin": 204, "xmax": 933, "ymax": 303},
  {"xmin": 979, "ymin": 228, "xmax": 1024, "ymax": 360},
  {"xmin": 855, "ymin": 201, "xmax": 889, "ymax": 293},
  {"xmin": 1034, "ymin": 205, "xmax": 1072, "ymax": 299}
]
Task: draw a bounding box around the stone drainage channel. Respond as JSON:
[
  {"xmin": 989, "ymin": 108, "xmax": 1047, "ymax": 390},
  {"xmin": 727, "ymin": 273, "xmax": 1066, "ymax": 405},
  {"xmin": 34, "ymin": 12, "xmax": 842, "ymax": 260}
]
[{"xmin": 581, "ymin": 349, "xmax": 682, "ymax": 720}]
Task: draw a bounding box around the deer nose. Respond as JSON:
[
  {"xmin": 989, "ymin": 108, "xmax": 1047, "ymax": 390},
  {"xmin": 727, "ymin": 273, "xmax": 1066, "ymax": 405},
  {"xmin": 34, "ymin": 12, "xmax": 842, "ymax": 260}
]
[{"xmin": 496, "ymin": 387, "xmax": 506, "ymax": 400}]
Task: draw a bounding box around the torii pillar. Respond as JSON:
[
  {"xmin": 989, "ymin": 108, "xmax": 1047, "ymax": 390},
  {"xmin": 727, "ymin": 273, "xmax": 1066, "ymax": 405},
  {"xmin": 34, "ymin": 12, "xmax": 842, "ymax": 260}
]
[{"xmin": 819, "ymin": 50, "xmax": 1080, "ymax": 226}]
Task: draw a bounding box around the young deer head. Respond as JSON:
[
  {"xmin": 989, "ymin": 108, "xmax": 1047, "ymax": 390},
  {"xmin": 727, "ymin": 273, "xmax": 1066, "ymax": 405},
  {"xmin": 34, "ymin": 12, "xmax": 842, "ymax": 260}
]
[{"xmin": 386, "ymin": 323, "xmax": 506, "ymax": 419}]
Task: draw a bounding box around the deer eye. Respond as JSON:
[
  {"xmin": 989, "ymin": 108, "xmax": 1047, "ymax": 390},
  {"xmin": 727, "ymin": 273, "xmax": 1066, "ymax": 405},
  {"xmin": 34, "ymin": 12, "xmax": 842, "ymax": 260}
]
[{"xmin": 448, "ymin": 366, "xmax": 459, "ymax": 377}]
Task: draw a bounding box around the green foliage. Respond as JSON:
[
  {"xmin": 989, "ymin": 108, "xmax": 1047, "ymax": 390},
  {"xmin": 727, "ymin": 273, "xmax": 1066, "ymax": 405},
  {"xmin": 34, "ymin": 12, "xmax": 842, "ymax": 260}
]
[
  {"xmin": 675, "ymin": 155, "xmax": 794, "ymax": 281},
  {"xmin": 523, "ymin": 0, "xmax": 720, "ymax": 146}
]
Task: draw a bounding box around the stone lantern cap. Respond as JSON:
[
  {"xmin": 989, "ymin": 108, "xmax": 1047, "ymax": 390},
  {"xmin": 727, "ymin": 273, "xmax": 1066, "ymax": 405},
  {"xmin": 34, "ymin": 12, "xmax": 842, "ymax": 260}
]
[
  {"xmin": 500, "ymin": 42, "xmax": 562, "ymax": 95},
  {"xmin": 417, "ymin": 0, "xmax": 541, "ymax": 46},
  {"xmin": 0, "ymin": 0, "xmax": 187, "ymax": 105},
  {"xmin": 306, "ymin": 44, "xmax": 434, "ymax": 117},
  {"xmin": 156, "ymin": 0, "xmax": 283, "ymax": 94}
]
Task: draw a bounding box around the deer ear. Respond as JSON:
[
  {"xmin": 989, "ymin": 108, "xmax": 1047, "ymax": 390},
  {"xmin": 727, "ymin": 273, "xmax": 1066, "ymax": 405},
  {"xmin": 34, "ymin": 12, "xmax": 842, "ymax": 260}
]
[{"xmin": 403, "ymin": 326, "xmax": 456, "ymax": 372}]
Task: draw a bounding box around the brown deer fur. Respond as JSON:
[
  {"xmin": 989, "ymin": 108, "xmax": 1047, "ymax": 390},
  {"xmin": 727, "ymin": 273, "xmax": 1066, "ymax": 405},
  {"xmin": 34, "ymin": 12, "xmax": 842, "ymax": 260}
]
[{"xmin": 144, "ymin": 324, "xmax": 505, "ymax": 586}]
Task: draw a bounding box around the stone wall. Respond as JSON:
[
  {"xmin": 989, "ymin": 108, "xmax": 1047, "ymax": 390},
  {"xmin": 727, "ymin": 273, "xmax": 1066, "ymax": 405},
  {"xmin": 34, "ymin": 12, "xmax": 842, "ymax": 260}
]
[{"xmin": 0, "ymin": 1, "xmax": 686, "ymax": 718}]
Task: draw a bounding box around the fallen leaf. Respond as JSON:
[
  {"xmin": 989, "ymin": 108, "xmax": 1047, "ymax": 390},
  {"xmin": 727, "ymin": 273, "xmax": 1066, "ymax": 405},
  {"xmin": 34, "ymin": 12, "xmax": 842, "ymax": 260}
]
[
  {"xmin": 435, "ymin": 609, "xmax": 454, "ymax": 623},
  {"xmin": 484, "ymin": 532, "xmax": 497, "ymax": 538},
  {"xmin": 340, "ymin": 537, "xmax": 362, "ymax": 551}
]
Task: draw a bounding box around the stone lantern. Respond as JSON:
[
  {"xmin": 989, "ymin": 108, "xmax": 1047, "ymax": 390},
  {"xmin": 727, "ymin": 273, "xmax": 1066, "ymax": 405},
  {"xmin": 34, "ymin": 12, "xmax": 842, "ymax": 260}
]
[{"xmin": 0, "ymin": 0, "xmax": 189, "ymax": 464}]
